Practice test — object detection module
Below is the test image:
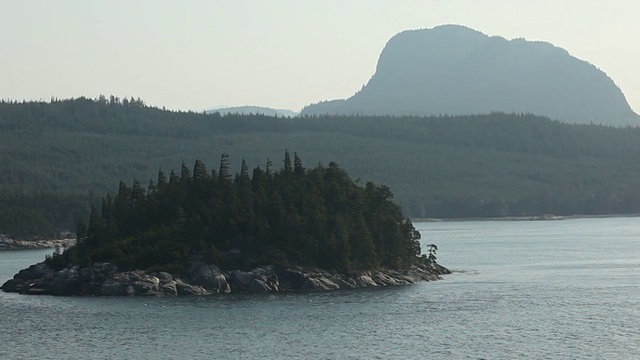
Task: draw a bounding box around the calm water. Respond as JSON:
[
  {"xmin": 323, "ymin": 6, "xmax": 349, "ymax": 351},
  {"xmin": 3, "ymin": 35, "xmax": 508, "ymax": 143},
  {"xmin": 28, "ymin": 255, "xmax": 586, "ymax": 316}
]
[{"xmin": 1, "ymin": 217, "xmax": 639, "ymax": 359}]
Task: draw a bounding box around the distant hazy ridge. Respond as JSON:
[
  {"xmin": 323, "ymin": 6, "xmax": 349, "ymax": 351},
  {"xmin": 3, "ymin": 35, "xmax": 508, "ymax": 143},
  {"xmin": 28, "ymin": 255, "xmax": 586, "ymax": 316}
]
[{"xmin": 302, "ymin": 25, "xmax": 639, "ymax": 126}]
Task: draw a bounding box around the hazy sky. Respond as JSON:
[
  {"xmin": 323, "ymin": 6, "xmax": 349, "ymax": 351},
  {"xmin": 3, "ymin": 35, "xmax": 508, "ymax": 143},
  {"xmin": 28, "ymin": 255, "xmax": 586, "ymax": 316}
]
[{"xmin": 1, "ymin": 1, "xmax": 639, "ymax": 113}]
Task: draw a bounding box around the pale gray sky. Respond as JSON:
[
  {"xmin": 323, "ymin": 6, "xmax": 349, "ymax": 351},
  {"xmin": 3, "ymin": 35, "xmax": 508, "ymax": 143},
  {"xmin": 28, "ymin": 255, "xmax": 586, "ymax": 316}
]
[{"xmin": 1, "ymin": 1, "xmax": 639, "ymax": 113}]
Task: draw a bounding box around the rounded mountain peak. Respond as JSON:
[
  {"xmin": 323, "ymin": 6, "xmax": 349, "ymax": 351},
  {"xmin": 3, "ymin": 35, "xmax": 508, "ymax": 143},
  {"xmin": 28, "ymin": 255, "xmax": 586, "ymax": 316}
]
[{"xmin": 303, "ymin": 25, "xmax": 638, "ymax": 126}]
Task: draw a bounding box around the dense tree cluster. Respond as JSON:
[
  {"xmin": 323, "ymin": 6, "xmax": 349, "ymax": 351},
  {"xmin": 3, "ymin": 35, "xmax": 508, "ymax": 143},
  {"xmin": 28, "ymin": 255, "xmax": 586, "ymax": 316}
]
[
  {"xmin": 60, "ymin": 153, "xmax": 421, "ymax": 273},
  {"xmin": 2, "ymin": 97, "xmax": 640, "ymax": 237}
]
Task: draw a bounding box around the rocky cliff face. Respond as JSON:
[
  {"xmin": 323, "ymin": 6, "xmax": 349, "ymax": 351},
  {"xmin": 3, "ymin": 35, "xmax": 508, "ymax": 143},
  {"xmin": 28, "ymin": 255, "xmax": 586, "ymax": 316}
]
[
  {"xmin": 1, "ymin": 260, "xmax": 451, "ymax": 296},
  {"xmin": 302, "ymin": 25, "xmax": 639, "ymax": 126}
]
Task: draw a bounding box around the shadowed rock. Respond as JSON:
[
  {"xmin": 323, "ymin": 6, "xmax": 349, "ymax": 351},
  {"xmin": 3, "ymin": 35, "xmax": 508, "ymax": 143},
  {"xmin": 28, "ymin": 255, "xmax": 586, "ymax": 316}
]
[{"xmin": 184, "ymin": 261, "xmax": 230, "ymax": 293}]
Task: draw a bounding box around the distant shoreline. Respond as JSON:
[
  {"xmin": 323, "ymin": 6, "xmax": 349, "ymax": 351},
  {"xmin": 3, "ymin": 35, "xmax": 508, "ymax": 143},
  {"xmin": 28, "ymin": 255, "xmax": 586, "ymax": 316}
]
[
  {"xmin": 0, "ymin": 236, "xmax": 76, "ymax": 250},
  {"xmin": 412, "ymin": 213, "xmax": 640, "ymax": 223}
]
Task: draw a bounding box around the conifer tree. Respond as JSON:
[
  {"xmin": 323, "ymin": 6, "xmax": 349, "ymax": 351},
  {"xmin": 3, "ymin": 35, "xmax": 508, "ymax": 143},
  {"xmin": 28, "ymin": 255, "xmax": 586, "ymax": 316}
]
[
  {"xmin": 192, "ymin": 159, "xmax": 208, "ymax": 185},
  {"xmin": 265, "ymin": 158, "xmax": 274, "ymax": 176},
  {"xmin": 283, "ymin": 150, "xmax": 292, "ymax": 175},
  {"xmin": 218, "ymin": 153, "xmax": 231, "ymax": 182},
  {"xmin": 156, "ymin": 169, "xmax": 167, "ymax": 189},
  {"xmin": 294, "ymin": 152, "xmax": 304, "ymax": 176},
  {"xmin": 86, "ymin": 204, "xmax": 101, "ymax": 245},
  {"xmin": 239, "ymin": 158, "xmax": 250, "ymax": 184},
  {"xmin": 130, "ymin": 179, "xmax": 145, "ymax": 204},
  {"xmin": 180, "ymin": 162, "xmax": 192, "ymax": 181}
]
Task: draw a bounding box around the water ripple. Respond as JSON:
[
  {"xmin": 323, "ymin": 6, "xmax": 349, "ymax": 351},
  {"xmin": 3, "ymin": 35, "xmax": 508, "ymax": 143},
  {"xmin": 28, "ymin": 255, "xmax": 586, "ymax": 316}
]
[{"xmin": 2, "ymin": 217, "xmax": 640, "ymax": 359}]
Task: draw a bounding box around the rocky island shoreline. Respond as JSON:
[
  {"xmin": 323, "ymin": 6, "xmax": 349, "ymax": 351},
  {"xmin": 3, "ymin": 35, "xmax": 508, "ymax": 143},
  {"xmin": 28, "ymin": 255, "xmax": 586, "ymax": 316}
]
[{"xmin": 1, "ymin": 260, "xmax": 451, "ymax": 296}]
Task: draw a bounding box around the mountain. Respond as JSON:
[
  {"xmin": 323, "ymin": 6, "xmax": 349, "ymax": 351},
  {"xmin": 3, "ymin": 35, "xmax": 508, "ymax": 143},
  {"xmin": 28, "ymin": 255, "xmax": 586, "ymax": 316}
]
[
  {"xmin": 302, "ymin": 25, "xmax": 640, "ymax": 126},
  {"xmin": 208, "ymin": 105, "xmax": 298, "ymax": 117}
]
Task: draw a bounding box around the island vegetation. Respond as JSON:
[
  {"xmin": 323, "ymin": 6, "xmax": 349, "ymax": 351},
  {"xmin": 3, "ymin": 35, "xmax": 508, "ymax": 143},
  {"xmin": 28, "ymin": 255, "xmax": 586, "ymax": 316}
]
[
  {"xmin": 2, "ymin": 97, "xmax": 640, "ymax": 238},
  {"xmin": 50, "ymin": 152, "xmax": 421, "ymax": 274}
]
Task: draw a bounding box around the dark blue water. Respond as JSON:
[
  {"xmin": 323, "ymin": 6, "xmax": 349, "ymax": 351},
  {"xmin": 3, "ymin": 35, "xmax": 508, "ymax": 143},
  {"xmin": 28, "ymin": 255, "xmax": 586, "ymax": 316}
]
[{"xmin": 1, "ymin": 217, "xmax": 639, "ymax": 359}]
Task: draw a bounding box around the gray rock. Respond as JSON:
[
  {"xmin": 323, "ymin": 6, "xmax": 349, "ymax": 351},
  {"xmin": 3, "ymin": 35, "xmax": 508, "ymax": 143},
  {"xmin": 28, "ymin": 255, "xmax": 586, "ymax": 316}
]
[
  {"xmin": 93, "ymin": 263, "xmax": 118, "ymax": 277},
  {"xmin": 408, "ymin": 266, "xmax": 441, "ymax": 281},
  {"xmin": 385, "ymin": 270, "xmax": 414, "ymax": 284},
  {"xmin": 131, "ymin": 280, "xmax": 159, "ymax": 295},
  {"xmin": 100, "ymin": 279, "xmax": 124, "ymax": 296},
  {"xmin": 230, "ymin": 271, "xmax": 259, "ymax": 290},
  {"xmin": 434, "ymin": 263, "xmax": 452, "ymax": 275},
  {"xmin": 372, "ymin": 273, "xmax": 399, "ymax": 286},
  {"xmin": 17, "ymin": 262, "xmax": 52, "ymax": 280},
  {"xmin": 160, "ymin": 281, "xmax": 178, "ymax": 296},
  {"xmin": 185, "ymin": 261, "xmax": 230, "ymax": 293},
  {"xmin": 276, "ymin": 269, "xmax": 307, "ymax": 290},
  {"xmin": 316, "ymin": 276, "xmax": 340, "ymax": 290},
  {"xmin": 1, "ymin": 279, "xmax": 21, "ymax": 292},
  {"xmin": 153, "ymin": 272, "xmax": 174, "ymax": 282},
  {"xmin": 334, "ymin": 278, "xmax": 357, "ymax": 289},
  {"xmin": 303, "ymin": 277, "xmax": 340, "ymax": 291},
  {"xmin": 6, "ymin": 266, "xmax": 80, "ymax": 296},
  {"xmin": 47, "ymin": 268, "xmax": 81, "ymax": 295},
  {"xmin": 175, "ymin": 279, "xmax": 209, "ymax": 296},
  {"xmin": 229, "ymin": 268, "xmax": 282, "ymax": 293},
  {"xmin": 247, "ymin": 279, "xmax": 272, "ymax": 293},
  {"xmin": 354, "ymin": 274, "xmax": 378, "ymax": 288},
  {"xmin": 97, "ymin": 271, "xmax": 162, "ymax": 296},
  {"xmin": 25, "ymin": 287, "xmax": 48, "ymax": 295}
]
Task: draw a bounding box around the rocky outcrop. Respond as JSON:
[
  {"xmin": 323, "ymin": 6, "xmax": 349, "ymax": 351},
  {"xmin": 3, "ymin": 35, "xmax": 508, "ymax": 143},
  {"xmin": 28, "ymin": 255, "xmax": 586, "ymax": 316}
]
[
  {"xmin": 228, "ymin": 266, "xmax": 281, "ymax": 293},
  {"xmin": 0, "ymin": 235, "xmax": 76, "ymax": 250},
  {"xmin": 184, "ymin": 261, "xmax": 230, "ymax": 293},
  {"xmin": 1, "ymin": 260, "xmax": 451, "ymax": 297}
]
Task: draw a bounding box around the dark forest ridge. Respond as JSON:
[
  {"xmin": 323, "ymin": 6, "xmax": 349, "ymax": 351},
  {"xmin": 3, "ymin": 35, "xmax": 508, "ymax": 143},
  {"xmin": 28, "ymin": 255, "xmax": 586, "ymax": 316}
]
[
  {"xmin": 302, "ymin": 25, "xmax": 640, "ymax": 126},
  {"xmin": 2, "ymin": 97, "xmax": 640, "ymax": 237}
]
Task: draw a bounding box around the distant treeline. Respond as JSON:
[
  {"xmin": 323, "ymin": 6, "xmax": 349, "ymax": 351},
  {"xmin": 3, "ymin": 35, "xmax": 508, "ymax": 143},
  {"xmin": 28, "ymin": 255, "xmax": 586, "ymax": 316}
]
[{"xmin": 2, "ymin": 97, "xmax": 640, "ymax": 237}]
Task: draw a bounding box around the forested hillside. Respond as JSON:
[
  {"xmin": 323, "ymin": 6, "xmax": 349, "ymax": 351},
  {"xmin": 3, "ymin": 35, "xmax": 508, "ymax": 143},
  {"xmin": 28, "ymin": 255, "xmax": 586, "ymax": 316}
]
[{"xmin": 2, "ymin": 97, "xmax": 640, "ymax": 237}]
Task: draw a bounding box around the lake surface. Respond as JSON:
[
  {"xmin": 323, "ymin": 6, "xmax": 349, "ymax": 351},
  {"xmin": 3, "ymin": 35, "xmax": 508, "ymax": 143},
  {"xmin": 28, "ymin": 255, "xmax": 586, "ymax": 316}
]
[{"xmin": 1, "ymin": 217, "xmax": 639, "ymax": 359}]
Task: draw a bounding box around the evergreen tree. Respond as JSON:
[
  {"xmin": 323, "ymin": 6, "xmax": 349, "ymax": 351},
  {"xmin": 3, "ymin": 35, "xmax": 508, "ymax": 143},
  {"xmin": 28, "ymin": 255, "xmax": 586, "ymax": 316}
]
[
  {"xmin": 192, "ymin": 160, "xmax": 208, "ymax": 186},
  {"xmin": 218, "ymin": 153, "xmax": 231, "ymax": 182},
  {"xmin": 157, "ymin": 168, "xmax": 167, "ymax": 189},
  {"xmin": 294, "ymin": 152, "xmax": 304, "ymax": 176},
  {"xmin": 283, "ymin": 150, "xmax": 292, "ymax": 175}
]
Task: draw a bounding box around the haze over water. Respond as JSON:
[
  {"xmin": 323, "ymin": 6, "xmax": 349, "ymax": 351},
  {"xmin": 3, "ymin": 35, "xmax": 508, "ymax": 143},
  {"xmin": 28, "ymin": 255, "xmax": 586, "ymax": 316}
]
[{"xmin": 1, "ymin": 217, "xmax": 639, "ymax": 359}]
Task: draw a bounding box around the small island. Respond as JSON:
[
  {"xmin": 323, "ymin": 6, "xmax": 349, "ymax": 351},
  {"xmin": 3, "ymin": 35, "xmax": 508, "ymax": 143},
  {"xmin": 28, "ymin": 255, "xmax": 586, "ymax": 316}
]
[{"xmin": 2, "ymin": 152, "xmax": 449, "ymax": 296}]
